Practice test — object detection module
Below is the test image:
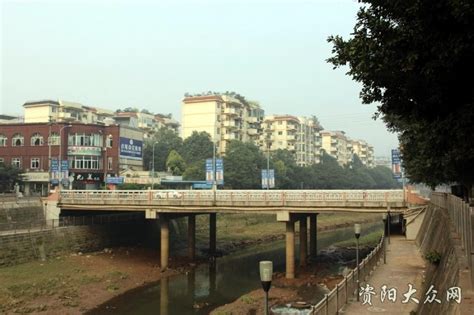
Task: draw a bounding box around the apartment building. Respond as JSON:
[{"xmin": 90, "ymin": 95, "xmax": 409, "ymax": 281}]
[
  {"xmin": 320, "ymin": 130, "xmax": 352, "ymax": 165},
  {"xmin": 23, "ymin": 100, "xmax": 115, "ymax": 124},
  {"xmin": 351, "ymin": 139, "xmax": 375, "ymax": 167},
  {"xmin": 181, "ymin": 94, "xmax": 263, "ymax": 155}
]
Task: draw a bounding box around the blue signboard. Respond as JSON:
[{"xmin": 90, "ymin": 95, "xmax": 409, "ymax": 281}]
[
  {"xmin": 60, "ymin": 160, "xmax": 69, "ymax": 172},
  {"xmin": 50, "ymin": 159, "xmax": 58, "ymax": 172},
  {"xmin": 206, "ymin": 159, "xmax": 214, "ymax": 184},
  {"xmin": 391, "ymin": 149, "xmax": 402, "ymax": 179},
  {"xmin": 215, "ymin": 158, "xmax": 224, "ymax": 185},
  {"xmin": 262, "ymin": 169, "xmax": 275, "ymax": 189},
  {"xmin": 119, "ymin": 137, "xmax": 143, "ymax": 160},
  {"xmin": 193, "ymin": 183, "xmax": 212, "ymax": 189},
  {"xmin": 105, "ymin": 177, "xmax": 124, "ymax": 184}
]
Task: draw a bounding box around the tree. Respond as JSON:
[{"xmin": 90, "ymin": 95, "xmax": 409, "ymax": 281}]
[
  {"xmin": 143, "ymin": 128, "xmax": 183, "ymax": 171},
  {"xmin": 328, "ymin": 0, "xmax": 474, "ymax": 195},
  {"xmin": 0, "ymin": 162, "xmax": 23, "ymax": 192},
  {"xmin": 182, "ymin": 160, "xmax": 206, "ymax": 180},
  {"xmin": 166, "ymin": 150, "xmax": 186, "ymax": 175},
  {"xmin": 223, "ymin": 140, "xmax": 266, "ymax": 189},
  {"xmin": 181, "ymin": 131, "xmax": 213, "ymax": 164},
  {"xmin": 141, "ymin": 109, "xmax": 153, "ymax": 114}
]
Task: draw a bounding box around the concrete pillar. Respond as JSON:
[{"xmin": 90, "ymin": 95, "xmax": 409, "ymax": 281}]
[
  {"xmin": 160, "ymin": 215, "xmax": 169, "ymax": 271},
  {"xmin": 160, "ymin": 276, "xmax": 169, "ymax": 315},
  {"xmin": 209, "ymin": 213, "xmax": 216, "ymax": 256},
  {"xmin": 286, "ymin": 220, "xmax": 295, "ymax": 279},
  {"xmin": 299, "ymin": 216, "xmax": 308, "ymax": 267},
  {"xmin": 188, "ymin": 215, "xmax": 196, "ymax": 260},
  {"xmin": 309, "ymin": 214, "xmax": 316, "ymax": 257}
]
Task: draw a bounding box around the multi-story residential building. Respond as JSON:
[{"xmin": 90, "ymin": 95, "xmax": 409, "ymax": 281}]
[
  {"xmin": 23, "ymin": 99, "xmax": 115, "ymax": 124},
  {"xmin": 320, "ymin": 130, "xmax": 352, "ymax": 166},
  {"xmin": 0, "ymin": 122, "xmax": 143, "ymax": 195},
  {"xmin": 351, "ymin": 139, "xmax": 375, "ymax": 167},
  {"xmin": 182, "ymin": 94, "xmax": 263, "ymax": 155},
  {"xmin": 155, "ymin": 115, "xmax": 180, "ymax": 134}
]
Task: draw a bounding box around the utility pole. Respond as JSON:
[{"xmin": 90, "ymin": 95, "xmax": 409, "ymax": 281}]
[
  {"xmin": 47, "ymin": 116, "xmax": 52, "ymax": 194},
  {"xmin": 212, "ymin": 141, "xmax": 217, "ymax": 202},
  {"xmin": 266, "ymin": 141, "xmax": 270, "ymax": 190},
  {"xmin": 152, "ymin": 141, "xmax": 158, "ymax": 190}
]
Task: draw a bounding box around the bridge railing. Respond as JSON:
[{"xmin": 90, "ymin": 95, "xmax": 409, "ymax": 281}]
[
  {"xmin": 312, "ymin": 235, "xmax": 386, "ymax": 314},
  {"xmin": 59, "ymin": 189, "xmax": 406, "ymax": 207}
]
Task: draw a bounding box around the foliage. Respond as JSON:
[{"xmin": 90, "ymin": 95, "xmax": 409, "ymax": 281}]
[
  {"xmin": 223, "ymin": 141, "xmax": 266, "ymax": 189},
  {"xmin": 181, "ymin": 131, "xmax": 213, "ymax": 164},
  {"xmin": 182, "ymin": 160, "xmax": 205, "ymax": 181},
  {"xmin": 424, "ymin": 250, "xmax": 441, "ymax": 265},
  {"xmin": 115, "ymin": 183, "xmax": 150, "ymax": 190},
  {"xmin": 143, "ymin": 128, "xmax": 183, "ymax": 171},
  {"xmin": 0, "ymin": 162, "xmax": 23, "ymax": 192},
  {"xmin": 166, "ymin": 150, "xmax": 186, "ymax": 175},
  {"xmin": 327, "ymin": 0, "xmax": 474, "ymax": 194}
]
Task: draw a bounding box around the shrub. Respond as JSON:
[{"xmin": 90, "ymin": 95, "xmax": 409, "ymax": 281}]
[{"xmin": 424, "ymin": 250, "xmax": 441, "ymax": 265}]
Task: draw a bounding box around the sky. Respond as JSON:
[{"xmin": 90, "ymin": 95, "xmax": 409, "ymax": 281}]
[{"xmin": 0, "ymin": 0, "xmax": 398, "ymax": 156}]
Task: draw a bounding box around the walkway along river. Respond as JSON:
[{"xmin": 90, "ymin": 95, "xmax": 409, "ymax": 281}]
[{"xmin": 90, "ymin": 222, "xmax": 383, "ymax": 314}]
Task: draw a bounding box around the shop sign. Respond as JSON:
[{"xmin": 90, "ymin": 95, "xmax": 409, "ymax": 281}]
[
  {"xmin": 68, "ymin": 146, "xmax": 102, "ymax": 156},
  {"xmin": 119, "ymin": 137, "xmax": 143, "ymax": 160},
  {"xmin": 23, "ymin": 172, "xmax": 49, "ymax": 182}
]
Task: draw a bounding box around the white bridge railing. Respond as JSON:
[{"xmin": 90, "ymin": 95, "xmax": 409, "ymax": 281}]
[{"xmin": 59, "ymin": 189, "xmax": 406, "ymax": 209}]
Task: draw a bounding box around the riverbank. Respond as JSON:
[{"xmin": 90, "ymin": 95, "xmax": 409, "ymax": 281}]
[{"xmin": 0, "ymin": 213, "xmax": 381, "ymax": 314}]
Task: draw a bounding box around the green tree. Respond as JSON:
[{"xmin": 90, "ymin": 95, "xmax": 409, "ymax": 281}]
[
  {"xmin": 328, "ymin": 0, "xmax": 474, "ymax": 195},
  {"xmin": 166, "ymin": 150, "xmax": 186, "ymax": 175},
  {"xmin": 224, "ymin": 140, "xmax": 266, "ymax": 189},
  {"xmin": 182, "ymin": 160, "xmax": 206, "ymax": 181},
  {"xmin": 181, "ymin": 131, "xmax": 213, "ymax": 164},
  {"xmin": 143, "ymin": 128, "xmax": 183, "ymax": 171},
  {"xmin": 0, "ymin": 162, "xmax": 23, "ymax": 192}
]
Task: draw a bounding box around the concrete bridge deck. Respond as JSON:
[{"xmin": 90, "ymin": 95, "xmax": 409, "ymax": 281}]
[{"xmin": 58, "ymin": 189, "xmax": 407, "ymax": 214}]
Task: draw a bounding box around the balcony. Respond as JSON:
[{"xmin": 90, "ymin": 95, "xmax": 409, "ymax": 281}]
[
  {"xmin": 247, "ymin": 128, "xmax": 258, "ymax": 135},
  {"xmin": 287, "ymin": 135, "xmax": 297, "ymax": 141},
  {"xmin": 223, "ymin": 134, "xmax": 237, "ymax": 140},
  {"xmin": 223, "ymin": 108, "xmax": 238, "ymax": 115},
  {"xmin": 331, "ymin": 139, "xmax": 338, "ymax": 144},
  {"xmin": 287, "ymin": 124, "xmax": 297, "ymax": 130},
  {"xmin": 223, "ymin": 121, "xmax": 238, "ymax": 128}
]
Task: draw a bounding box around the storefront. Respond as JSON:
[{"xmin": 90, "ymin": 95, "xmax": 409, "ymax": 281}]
[{"xmin": 22, "ymin": 172, "xmax": 49, "ymax": 196}]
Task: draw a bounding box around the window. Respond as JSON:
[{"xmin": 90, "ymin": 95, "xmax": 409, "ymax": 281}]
[
  {"xmin": 49, "ymin": 132, "xmax": 60, "ymax": 145},
  {"xmin": 31, "ymin": 133, "xmax": 44, "ymax": 146},
  {"xmin": 12, "ymin": 157, "xmax": 21, "ymax": 168},
  {"xmin": 12, "ymin": 134, "xmax": 24, "ymax": 146},
  {"xmin": 0, "ymin": 134, "xmax": 7, "ymax": 147},
  {"xmin": 106, "ymin": 135, "xmax": 113, "ymax": 148},
  {"xmin": 278, "ymin": 131, "xmax": 283, "ymax": 135},
  {"xmin": 68, "ymin": 133, "xmax": 103, "ymax": 147},
  {"xmin": 108, "ymin": 157, "xmax": 113, "ymax": 170},
  {"xmin": 31, "ymin": 158, "xmax": 40, "ymax": 169},
  {"xmin": 69, "ymin": 156, "xmax": 101, "ymax": 170},
  {"xmin": 278, "ymin": 121, "xmax": 283, "ymax": 125},
  {"xmin": 0, "ymin": 158, "xmax": 4, "ymax": 165}
]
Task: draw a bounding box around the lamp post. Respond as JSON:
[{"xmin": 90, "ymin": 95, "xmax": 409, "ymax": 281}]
[
  {"xmin": 387, "ymin": 209, "xmax": 391, "ymax": 244},
  {"xmin": 103, "ymin": 134, "xmax": 112, "ymax": 189},
  {"xmin": 382, "ymin": 214, "xmax": 387, "ymax": 264},
  {"xmin": 259, "ymin": 260, "xmax": 273, "ymax": 315},
  {"xmin": 47, "ymin": 116, "xmax": 52, "ymax": 193},
  {"xmin": 354, "ymin": 223, "xmax": 361, "ymax": 302},
  {"xmin": 58, "ymin": 124, "xmax": 72, "ymax": 190},
  {"xmin": 151, "ymin": 141, "xmax": 158, "ymax": 190},
  {"xmin": 266, "ymin": 141, "xmax": 270, "ymax": 190}
]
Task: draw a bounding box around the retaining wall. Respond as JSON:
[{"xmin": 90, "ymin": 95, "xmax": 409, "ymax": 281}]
[{"xmin": 0, "ymin": 197, "xmax": 44, "ymax": 225}]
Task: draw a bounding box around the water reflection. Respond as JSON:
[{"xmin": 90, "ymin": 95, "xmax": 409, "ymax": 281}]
[{"xmin": 91, "ymin": 222, "xmax": 382, "ymax": 315}]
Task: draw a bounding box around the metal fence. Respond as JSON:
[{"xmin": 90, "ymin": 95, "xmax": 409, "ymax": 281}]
[
  {"xmin": 312, "ymin": 235, "xmax": 385, "ymax": 315},
  {"xmin": 0, "ymin": 213, "xmax": 144, "ymax": 235},
  {"xmin": 430, "ymin": 192, "xmax": 473, "ymax": 278}
]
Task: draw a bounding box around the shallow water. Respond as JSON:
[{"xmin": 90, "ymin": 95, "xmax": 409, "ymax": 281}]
[{"xmin": 90, "ymin": 221, "xmax": 382, "ymax": 315}]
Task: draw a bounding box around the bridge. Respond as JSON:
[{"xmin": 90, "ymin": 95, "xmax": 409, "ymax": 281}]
[{"xmin": 56, "ymin": 189, "xmax": 416, "ymax": 279}]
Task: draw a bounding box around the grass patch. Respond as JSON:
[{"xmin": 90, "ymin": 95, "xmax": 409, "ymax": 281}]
[
  {"xmin": 332, "ymin": 229, "xmax": 383, "ymax": 247},
  {"xmin": 240, "ymin": 294, "xmax": 256, "ymax": 304}
]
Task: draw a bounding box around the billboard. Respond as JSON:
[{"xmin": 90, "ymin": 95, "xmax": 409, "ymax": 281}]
[
  {"xmin": 261, "ymin": 169, "xmax": 275, "ymax": 189},
  {"xmin": 119, "ymin": 137, "xmax": 143, "ymax": 160},
  {"xmin": 391, "ymin": 149, "xmax": 402, "ymax": 179},
  {"xmin": 205, "ymin": 158, "xmax": 224, "ymax": 185}
]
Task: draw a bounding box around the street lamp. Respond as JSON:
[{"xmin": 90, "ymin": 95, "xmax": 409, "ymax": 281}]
[
  {"xmin": 382, "ymin": 214, "xmax": 387, "ymax": 264},
  {"xmin": 47, "ymin": 116, "xmax": 53, "ymax": 193},
  {"xmin": 354, "ymin": 223, "xmax": 361, "ymax": 302},
  {"xmin": 103, "ymin": 134, "xmax": 112, "ymax": 189},
  {"xmin": 58, "ymin": 124, "xmax": 72, "ymax": 190},
  {"xmin": 151, "ymin": 141, "xmax": 158, "ymax": 190},
  {"xmin": 259, "ymin": 260, "xmax": 273, "ymax": 315},
  {"xmin": 266, "ymin": 141, "xmax": 270, "ymax": 190}
]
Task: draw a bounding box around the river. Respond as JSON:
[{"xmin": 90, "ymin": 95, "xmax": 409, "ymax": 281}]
[{"xmin": 90, "ymin": 221, "xmax": 382, "ymax": 314}]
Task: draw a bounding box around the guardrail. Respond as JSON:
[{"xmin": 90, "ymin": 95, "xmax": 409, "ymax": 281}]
[
  {"xmin": 430, "ymin": 192, "xmax": 473, "ymax": 274},
  {"xmin": 313, "ymin": 235, "xmax": 385, "ymax": 314},
  {"xmin": 60, "ymin": 189, "xmax": 406, "ymax": 206}
]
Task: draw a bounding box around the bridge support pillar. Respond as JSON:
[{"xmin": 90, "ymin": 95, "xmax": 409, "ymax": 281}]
[
  {"xmin": 160, "ymin": 275, "xmax": 169, "ymax": 315},
  {"xmin": 286, "ymin": 219, "xmax": 295, "ymax": 279},
  {"xmin": 160, "ymin": 215, "xmax": 169, "ymax": 271},
  {"xmin": 309, "ymin": 213, "xmax": 318, "ymax": 258},
  {"xmin": 188, "ymin": 214, "xmax": 196, "ymax": 260},
  {"xmin": 299, "ymin": 216, "xmax": 307, "ymax": 267},
  {"xmin": 209, "ymin": 213, "xmax": 216, "ymax": 257}
]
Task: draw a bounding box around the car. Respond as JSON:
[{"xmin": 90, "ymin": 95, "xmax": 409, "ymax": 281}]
[{"xmin": 154, "ymin": 190, "xmax": 182, "ymax": 199}]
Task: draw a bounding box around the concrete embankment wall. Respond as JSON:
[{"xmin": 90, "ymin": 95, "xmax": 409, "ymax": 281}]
[
  {"xmin": 0, "ymin": 197, "xmax": 44, "ymax": 225},
  {"xmin": 415, "ymin": 204, "xmax": 465, "ymax": 315}
]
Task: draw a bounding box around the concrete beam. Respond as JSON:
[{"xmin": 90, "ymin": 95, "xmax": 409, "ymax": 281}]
[
  {"xmin": 188, "ymin": 215, "xmax": 196, "ymax": 260},
  {"xmin": 286, "ymin": 219, "xmax": 295, "ymax": 279},
  {"xmin": 209, "ymin": 213, "xmax": 216, "ymax": 257},
  {"xmin": 160, "ymin": 215, "xmax": 169, "ymax": 271},
  {"xmin": 299, "ymin": 216, "xmax": 308, "ymax": 267}
]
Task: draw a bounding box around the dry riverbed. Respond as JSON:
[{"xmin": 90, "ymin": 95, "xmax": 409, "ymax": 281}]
[{"xmin": 0, "ymin": 213, "xmax": 380, "ymax": 314}]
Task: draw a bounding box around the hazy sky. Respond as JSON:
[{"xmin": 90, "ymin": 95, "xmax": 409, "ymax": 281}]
[{"xmin": 1, "ymin": 0, "xmax": 398, "ymax": 156}]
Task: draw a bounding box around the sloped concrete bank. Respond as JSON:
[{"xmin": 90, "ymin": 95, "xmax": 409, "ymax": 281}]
[{"xmin": 415, "ymin": 204, "xmax": 471, "ymax": 314}]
